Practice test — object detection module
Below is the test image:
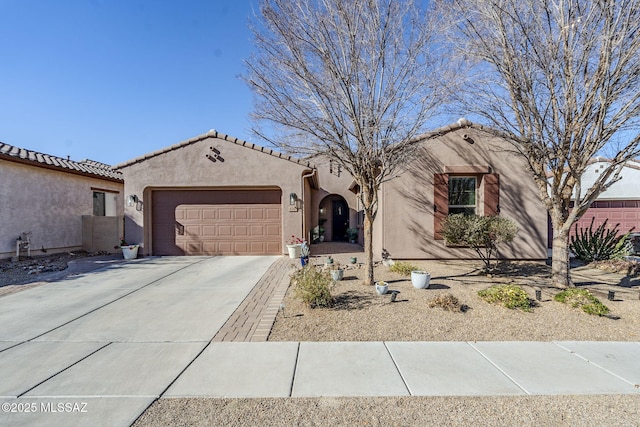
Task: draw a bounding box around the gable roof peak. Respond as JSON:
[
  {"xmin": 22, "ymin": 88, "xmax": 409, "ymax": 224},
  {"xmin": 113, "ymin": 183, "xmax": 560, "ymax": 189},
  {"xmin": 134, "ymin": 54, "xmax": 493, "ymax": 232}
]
[{"xmin": 115, "ymin": 129, "xmax": 316, "ymax": 169}]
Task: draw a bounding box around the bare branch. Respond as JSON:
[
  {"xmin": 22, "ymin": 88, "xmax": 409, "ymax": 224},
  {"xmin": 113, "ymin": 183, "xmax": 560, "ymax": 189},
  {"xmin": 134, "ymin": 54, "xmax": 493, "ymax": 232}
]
[{"xmin": 444, "ymin": 0, "xmax": 640, "ymax": 287}]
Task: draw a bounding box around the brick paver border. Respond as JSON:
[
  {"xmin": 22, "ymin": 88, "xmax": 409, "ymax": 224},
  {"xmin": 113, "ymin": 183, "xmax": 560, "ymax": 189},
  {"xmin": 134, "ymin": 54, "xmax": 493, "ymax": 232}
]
[{"xmin": 212, "ymin": 257, "xmax": 293, "ymax": 342}]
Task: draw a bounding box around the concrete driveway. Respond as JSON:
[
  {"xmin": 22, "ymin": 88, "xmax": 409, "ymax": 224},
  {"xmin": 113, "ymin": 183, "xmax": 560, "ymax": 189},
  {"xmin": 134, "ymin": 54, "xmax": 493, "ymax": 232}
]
[{"xmin": 0, "ymin": 255, "xmax": 279, "ymax": 427}]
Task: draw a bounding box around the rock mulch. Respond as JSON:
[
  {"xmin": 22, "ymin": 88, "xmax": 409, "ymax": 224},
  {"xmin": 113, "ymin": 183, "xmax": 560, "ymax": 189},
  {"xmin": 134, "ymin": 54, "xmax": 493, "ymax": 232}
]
[{"xmin": 268, "ymin": 259, "xmax": 640, "ymax": 342}]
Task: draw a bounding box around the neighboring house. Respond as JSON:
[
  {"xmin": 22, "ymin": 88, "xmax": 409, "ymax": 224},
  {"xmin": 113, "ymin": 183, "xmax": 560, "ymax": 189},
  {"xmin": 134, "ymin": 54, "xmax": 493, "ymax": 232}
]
[
  {"xmin": 574, "ymin": 157, "xmax": 640, "ymax": 232},
  {"xmin": 0, "ymin": 143, "xmax": 124, "ymax": 259},
  {"xmin": 115, "ymin": 122, "xmax": 548, "ymax": 260},
  {"xmin": 546, "ymin": 158, "xmax": 640, "ymax": 249}
]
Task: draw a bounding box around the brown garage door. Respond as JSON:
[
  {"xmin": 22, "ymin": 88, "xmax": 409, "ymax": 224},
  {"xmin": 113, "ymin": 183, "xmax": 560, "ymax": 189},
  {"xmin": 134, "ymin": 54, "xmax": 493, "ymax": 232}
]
[
  {"xmin": 574, "ymin": 200, "xmax": 640, "ymax": 232},
  {"xmin": 152, "ymin": 189, "xmax": 282, "ymax": 256}
]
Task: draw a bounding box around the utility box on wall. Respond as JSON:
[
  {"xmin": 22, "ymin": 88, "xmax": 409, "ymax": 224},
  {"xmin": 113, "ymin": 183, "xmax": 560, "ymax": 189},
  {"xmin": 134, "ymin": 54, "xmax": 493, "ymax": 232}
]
[{"xmin": 82, "ymin": 215, "xmax": 123, "ymax": 253}]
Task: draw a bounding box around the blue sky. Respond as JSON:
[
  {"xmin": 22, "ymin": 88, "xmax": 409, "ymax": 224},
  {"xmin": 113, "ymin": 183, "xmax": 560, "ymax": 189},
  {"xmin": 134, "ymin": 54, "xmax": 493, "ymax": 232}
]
[{"xmin": 0, "ymin": 0, "xmax": 258, "ymax": 165}]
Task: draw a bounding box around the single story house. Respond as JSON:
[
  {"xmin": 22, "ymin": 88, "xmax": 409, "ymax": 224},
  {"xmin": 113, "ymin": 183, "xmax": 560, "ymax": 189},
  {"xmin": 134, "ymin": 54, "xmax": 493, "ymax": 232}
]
[
  {"xmin": 115, "ymin": 122, "xmax": 548, "ymax": 260},
  {"xmin": 0, "ymin": 142, "xmax": 124, "ymax": 259}
]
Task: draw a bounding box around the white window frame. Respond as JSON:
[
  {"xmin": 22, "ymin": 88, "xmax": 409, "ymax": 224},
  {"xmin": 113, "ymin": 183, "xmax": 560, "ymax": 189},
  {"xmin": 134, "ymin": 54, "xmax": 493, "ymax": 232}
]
[{"xmin": 448, "ymin": 176, "xmax": 477, "ymax": 215}]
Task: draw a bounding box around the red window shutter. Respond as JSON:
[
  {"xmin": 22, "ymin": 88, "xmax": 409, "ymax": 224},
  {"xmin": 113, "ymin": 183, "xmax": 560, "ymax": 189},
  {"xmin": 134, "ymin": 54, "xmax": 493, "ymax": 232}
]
[
  {"xmin": 484, "ymin": 173, "xmax": 500, "ymax": 216},
  {"xmin": 433, "ymin": 173, "xmax": 448, "ymax": 240}
]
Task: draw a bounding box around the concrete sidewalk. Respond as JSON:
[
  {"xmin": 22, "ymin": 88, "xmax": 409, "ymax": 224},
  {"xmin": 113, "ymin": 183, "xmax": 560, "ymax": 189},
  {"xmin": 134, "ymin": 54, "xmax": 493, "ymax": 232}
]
[{"xmin": 165, "ymin": 341, "xmax": 640, "ymax": 398}]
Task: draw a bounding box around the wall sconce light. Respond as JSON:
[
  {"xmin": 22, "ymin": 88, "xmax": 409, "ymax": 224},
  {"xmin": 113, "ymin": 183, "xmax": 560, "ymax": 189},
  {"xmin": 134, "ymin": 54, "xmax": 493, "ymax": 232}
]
[
  {"xmin": 289, "ymin": 193, "xmax": 298, "ymax": 206},
  {"xmin": 319, "ymin": 207, "xmax": 325, "ymax": 215},
  {"xmin": 127, "ymin": 194, "xmax": 139, "ymax": 207}
]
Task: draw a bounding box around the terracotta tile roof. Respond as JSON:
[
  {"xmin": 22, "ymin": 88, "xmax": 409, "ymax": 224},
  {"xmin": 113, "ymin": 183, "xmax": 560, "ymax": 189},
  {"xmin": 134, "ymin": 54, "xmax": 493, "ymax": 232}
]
[
  {"xmin": 0, "ymin": 142, "xmax": 123, "ymax": 181},
  {"xmin": 114, "ymin": 130, "xmax": 316, "ymax": 169}
]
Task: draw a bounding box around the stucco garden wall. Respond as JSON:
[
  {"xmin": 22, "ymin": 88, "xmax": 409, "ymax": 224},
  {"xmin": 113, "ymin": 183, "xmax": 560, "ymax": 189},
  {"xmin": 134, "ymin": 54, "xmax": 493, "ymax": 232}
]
[
  {"xmin": 116, "ymin": 133, "xmax": 314, "ymax": 256},
  {"xmin": 378, "ymin": 127, "xmax": 548, "ymax": 260},
  {"xmin": 0, "ymin": 160, "xmax": 124, "ymax": 259}
]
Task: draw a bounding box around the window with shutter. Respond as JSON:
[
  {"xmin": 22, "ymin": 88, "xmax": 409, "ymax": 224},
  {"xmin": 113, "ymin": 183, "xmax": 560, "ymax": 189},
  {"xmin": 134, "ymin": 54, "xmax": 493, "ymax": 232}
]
[{"xmin": 433, "ymin": 172, "xmax": 501, "ymax": 240}]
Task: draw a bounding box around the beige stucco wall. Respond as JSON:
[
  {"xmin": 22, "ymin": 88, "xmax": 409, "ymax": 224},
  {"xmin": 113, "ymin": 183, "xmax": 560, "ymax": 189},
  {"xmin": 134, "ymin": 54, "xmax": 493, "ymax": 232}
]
[
  {"xmin": 82, "ymin": 215, "xmax": 124, "ymax": 253},
  {"xmin": 0, "ymin": 160, "xmax": 124, "ymax": 259},
  {"xmin": 116, "ymin": 135, "xmax": 314, "ymax": 256},
  {"xmin": 377, "ymin": 127, "xmax": 548, "ymax": 260}
]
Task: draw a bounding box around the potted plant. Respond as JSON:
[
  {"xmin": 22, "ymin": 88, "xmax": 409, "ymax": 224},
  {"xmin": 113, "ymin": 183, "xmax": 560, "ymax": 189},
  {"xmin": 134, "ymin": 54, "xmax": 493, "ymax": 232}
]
[
  {"xmin": 300, "ymin": 241, "xmax": 310, "ymax": 266},
  {"xmin": 328, "ymin": 262, "xmax": 344, "ymax": 281},
  {"xmin": 311, "ymin": 225, "xmax": 326, "ymax": 243},
  {"xmin": 346, "ymin": 228, "xmax": 358, "ymax": 243},
  {"xmin": 411, "ymin": 270, "xmax": 431, "ymax": 289},
  {"xmin": 286, "ymin": 235, "xmax": 304, "ymax": 259},
  {"xmin": 326, "ymin": 256, "xmax": 334, "ymax": 265},
  {"xmin": 375, "ymin": 281, "xmax": 389, "ymax": 295},
  {"xmin": 117, "ymin": 237, "xmax": 139, "ymax": 260},
  {"xmin": 350, "ymin": 256, "xmax": 357, "ymax": 264}
]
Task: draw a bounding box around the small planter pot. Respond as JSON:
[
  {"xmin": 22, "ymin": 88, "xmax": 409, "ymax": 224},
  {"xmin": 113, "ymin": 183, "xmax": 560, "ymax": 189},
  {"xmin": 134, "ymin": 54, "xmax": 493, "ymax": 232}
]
[
  {"xmin": 411, "ymin": 270, "xmax": 431, "ymax": 289},
  {"xmin": 121, "ymin": 245, "xmax": 139, "ymax": 260},
  {"xmin": 300, "ymin": 256, "xmax": 309, "ymax": 267},
  {"xmin": 330, "ymin": 269, "xmax": 344, "ymax": 281},
  {"xmin": 375, "ymin": 282, "xmax": 389, "ymax": 295},
  {"xmin": 350, "ymin": 257, "xmax": 357, "ymax": 264},
  {"xmin": 287, "ymin": 244, "xmax": 302, "ymax": 259},
  {"xmin": 326, "ymin": 257, "xmax": 334, "ymax": 265}
]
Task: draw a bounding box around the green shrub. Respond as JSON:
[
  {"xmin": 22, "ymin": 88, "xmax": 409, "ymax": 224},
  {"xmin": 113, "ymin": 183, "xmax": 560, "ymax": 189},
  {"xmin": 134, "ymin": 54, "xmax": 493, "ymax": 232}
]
[
  {"xmin": 478, "ymin": 284, "xmax": 532, "ymax": 312},
  {"xmin": 389, "ymin": 261, "xmax": 419, "ymax": 276},
  {"xmin": 570, "ymin": 217, "xmax": 631, "ymax": 262},
  {"xmin": 554, "ymin": 288, "xmax": 610, "ymax": 316},
  {"xmin": 291, "ymin": 265, "xmax": 334, "ymax": 308},
  {"xmin": 442, "ymin": 214, "xmax": 518, "ymax": 272},
  {"xmin": 428, "ymin": 293, "xmax": 464, "ymax": 312}
]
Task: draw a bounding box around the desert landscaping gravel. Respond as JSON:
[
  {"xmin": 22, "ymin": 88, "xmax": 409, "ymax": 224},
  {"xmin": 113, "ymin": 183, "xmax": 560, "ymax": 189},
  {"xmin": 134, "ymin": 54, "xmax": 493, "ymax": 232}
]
[{"xmin": 269, "ymin": 259, "xmax": 640, "ymax": 342}]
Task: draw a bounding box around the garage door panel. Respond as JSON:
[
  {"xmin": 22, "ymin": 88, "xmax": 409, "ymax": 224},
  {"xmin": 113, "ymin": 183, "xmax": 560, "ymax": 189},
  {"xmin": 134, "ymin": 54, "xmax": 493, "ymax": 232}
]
[
  {"xmin": 185, "ymin": 209, "xmax": 201, "ymax": 220},
  {"xmin": 251, "ymin": 225, "xmax": 264, "ymax": 236},
  {"xmin": 266, "ymin": 242, "xmax": 280, "ymax": 253},
  {"xmin": 234, "ymin": 225, "xmax": 249, "ymax": 236},
  {"xmin": 234, "ymin": 242, "xmax": 249, "ymax": 253},
  {"xmin": 266, "ymin": 208, "xmax": 280, "ymax": 219},
  {"xmin": 202, "ymin": 242, "xmax": 219, "ymax": 254},
  {"xmin": 234, "ymin": 208, "xmax": 249, "ymax": 220},
  {"xmin": 265, "ymin": 224, "xmax": 280, "ymax": 236},
  {"xmin": 218, "ymin": 241, "xmax": 233, "ymax": 253},
  {"xmin": 219, "ymin": 225, "xmax": 233, "ymax": 236},
  {"xmin": 251, "ymin": 209, "xmax": 265, "ymax": 220},
  {"xmin": 202, "ymin": 209, "xmax": 217, "ymax": 220},
  {"xmin": 202, "ymin": 225, "xmax": 218, "ymax": 237},
  {"xmin": 152, "ymin": 190, "xmax": 282, "ymax": 256}
]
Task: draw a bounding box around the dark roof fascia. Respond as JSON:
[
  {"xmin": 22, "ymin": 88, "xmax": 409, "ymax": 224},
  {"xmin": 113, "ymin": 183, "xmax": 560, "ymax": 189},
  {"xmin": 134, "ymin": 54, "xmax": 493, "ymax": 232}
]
[
  {"xmin": 114, "ymin": 130, "xmax": 317, "ymax": 170},
  {"xmin": 0, "ymin": 143, "xmax": 123, "ymax": 183}
]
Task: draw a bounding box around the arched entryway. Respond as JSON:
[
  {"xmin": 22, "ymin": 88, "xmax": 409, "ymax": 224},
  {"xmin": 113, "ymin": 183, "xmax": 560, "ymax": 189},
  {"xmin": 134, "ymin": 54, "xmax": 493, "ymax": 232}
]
[{"xmin": 318, "ymin": 195, "xmax": 350, "ymax": 242}]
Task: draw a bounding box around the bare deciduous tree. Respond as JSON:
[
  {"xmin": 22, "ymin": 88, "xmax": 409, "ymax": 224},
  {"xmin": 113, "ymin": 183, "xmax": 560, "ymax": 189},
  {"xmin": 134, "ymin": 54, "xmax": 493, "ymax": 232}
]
[
  {"xmin": 444, "ymin": 0, "xmax": 640, "ymax": 287},
  {"xmin": 245, "ymin": 0, "xmax": 447, "ymax": 285}
]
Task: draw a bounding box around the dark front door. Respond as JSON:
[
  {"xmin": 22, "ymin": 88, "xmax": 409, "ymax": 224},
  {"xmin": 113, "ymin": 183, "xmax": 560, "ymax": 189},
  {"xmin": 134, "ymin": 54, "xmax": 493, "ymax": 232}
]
[{"xmin": 332, "ymin": 199, "xmax": 349, "ymax": 241}]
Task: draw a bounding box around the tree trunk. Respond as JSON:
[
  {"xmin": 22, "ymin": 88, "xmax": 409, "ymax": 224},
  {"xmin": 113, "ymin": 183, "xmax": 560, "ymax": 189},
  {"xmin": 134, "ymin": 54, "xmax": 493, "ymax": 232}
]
[
  {"xmin": 551, "ymin": 229, "xmax": 573, "ymax": 288},
  {"xmin": 363, "ymin": 209, "xmax": 375, "ymax": 286}
]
